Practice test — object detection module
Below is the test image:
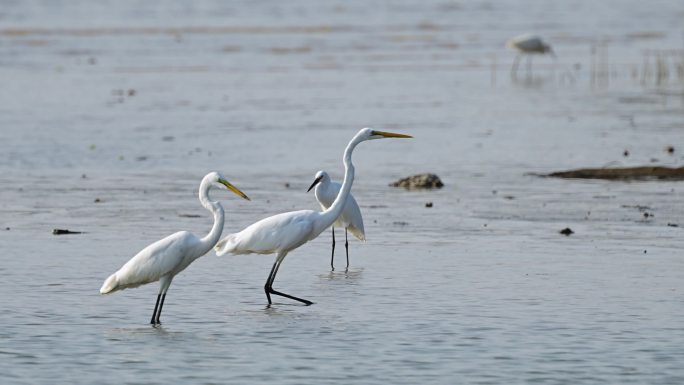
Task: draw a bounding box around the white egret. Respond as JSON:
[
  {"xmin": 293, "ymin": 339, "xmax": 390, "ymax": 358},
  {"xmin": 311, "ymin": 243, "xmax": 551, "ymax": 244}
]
[
  {"xmin": 307, "ymin": 170, "xmax": 365, "ymax": 271},
  {"xmin": 215, "ymin": 128, "xmax": 411, "ymax": 306},
  {"xmin": 99, "ymin": 172, "xmax": 250, "ymax": 325},
  {"xmin": 506, "ymin": 34, "xmax": 555, "ymax": 75}
]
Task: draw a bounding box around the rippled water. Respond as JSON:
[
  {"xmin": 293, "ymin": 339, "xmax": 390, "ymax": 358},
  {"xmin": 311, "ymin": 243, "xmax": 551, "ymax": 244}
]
[{"xmin": 2, "ymin": 1, "xmax": 684, "ymax": 384}]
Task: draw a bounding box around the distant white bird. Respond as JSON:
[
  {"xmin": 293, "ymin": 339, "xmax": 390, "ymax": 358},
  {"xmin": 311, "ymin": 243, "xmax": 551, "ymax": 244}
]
[
  {"xmin": 506, "ymin": 34, "xmax": 555, "ymax": 75},
  {"xmin": 215, "ymin": 128, "xmax": 411, "ymax": 306},
  {"xmin": 307, "ymin": 170, "xmax": 365, "ymax": 271},
  {"xmin": 100, "ymin": 172, "xmax": 250, "ymax": 325}
]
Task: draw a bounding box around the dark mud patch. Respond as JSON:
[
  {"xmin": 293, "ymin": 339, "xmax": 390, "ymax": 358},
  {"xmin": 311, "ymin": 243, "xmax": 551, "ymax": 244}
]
[
  {"xmin": 541, "ymin": 166, "xmax": 684, "ymax": 181},
  {"xmin": 52, "ymin": 229, "xmax": 83, "ymax": 235}
]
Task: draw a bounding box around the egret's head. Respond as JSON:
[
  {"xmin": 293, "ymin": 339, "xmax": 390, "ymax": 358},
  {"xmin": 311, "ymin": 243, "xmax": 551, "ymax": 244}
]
[
  {"xmin": 207, "ymin": 172, "xmax": 250, "ymax": 200},
  {"xmin": 359, "ymin": 127, "xmax": 413, "ymax": 141},
  {"xmin": 307, "ymin": 170, "xmax": 329, "ymax": 192}
]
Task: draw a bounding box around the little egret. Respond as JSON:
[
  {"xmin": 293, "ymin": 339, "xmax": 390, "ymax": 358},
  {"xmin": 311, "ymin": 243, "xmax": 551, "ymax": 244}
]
[
  {"xmin": 506, "ymin": 34, "xmax": 555, "ymax": 75},
  {"xmin": 307, "ymin": 170, "xmax": 365, "ymax": 271},
  {"xmin": 215, "ymin": 128, "xmax": 411, "ymax": 306},
  {"xmin": 99, "ymin": 172, "xmax": 250, "ymax": 325}
]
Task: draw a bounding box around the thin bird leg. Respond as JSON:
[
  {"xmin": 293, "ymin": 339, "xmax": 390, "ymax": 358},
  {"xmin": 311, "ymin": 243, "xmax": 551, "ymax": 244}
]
[
  {"xmin": 155, "ymin": 293, "xmax": 166, "ymax": 324},
  {"xmin": 526, "ymin": 55, "xmax": 532, "ymax": 76},
  {"xmin": 268, "ymin": 258, "xmax": 313, "ymax": 306},
  {"xmin": 264, "ymin": 260, "xmax": 279, "ymax": 305},
  {"xmin": 330, "ymin": 227, "xmax": 336, "ymax": 271},
  {"xmin": 344, "ymin": 228, "xmax": 349, "ymax": 271},
  {"xmin": 150, "ymin": 294, "xmax": 162, "ymax": 325},
  {"xmin": 511, "ymin": 54, "xmax": 521, "ymax": 76}
]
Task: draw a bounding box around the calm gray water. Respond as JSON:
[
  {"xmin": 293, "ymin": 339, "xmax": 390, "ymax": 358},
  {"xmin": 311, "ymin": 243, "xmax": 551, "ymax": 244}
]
[{"xmin": 2, "ymin": 1, "xmax": 684, "ymax": 384}]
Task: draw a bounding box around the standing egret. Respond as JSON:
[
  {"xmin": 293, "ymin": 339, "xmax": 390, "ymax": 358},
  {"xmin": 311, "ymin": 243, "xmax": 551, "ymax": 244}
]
[
  {"xmin": 99, "ymin": 172, "xmax": 250, "ymax": 325},
  {"xmin": 506, "ymin": 34, "xmax": 555, "ymax": 75},
  {"xmin": 215, "ymin": 128, "xmax": 411, "ymax": 306},
  {"xmin": 307, "ymin": 170, "xmax": 365, "ymax": 271}
]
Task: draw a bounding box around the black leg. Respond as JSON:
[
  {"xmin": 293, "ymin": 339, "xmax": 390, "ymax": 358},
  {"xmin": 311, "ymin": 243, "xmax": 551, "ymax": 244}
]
[
  {"xmin": 344, "ymin": 228, "xmax": 349, "ymax": 270},
  {"xmin": 150, "ymin": 294, "xmax": 162, "ymax": 324},
  {"xmin": 266, "ymin": 258, "xmax": 313, "ymax": 306},
  {"xmin": 155, "ymin": 293, "xmax": 166, "ymax": 325},
  {"xmin": 264, "ymin": 260, "xmax": 280, "ymax": 305},
  {"xmin": 330, "ymin": 227, "xmax": 336, "ymax": 271},
  {"xmin": 269, "ymin": 289, "xmax": 313, "ymax": 305}
]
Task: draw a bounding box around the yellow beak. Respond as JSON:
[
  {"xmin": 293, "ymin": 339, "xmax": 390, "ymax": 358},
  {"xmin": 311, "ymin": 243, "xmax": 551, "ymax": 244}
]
[
  {"xmin": 371, "ymin": 130, "xmax": 413, "ymax": 138},
  {"xmin": 219, "ymin": 179, "xmax": 250, "ymax": 201}
]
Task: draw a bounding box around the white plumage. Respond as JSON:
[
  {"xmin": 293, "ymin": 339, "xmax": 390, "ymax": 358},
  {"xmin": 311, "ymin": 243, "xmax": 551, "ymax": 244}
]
[
  {"xmin": 308, "ymin": 170, "xmax": 365, "ymax": 270},
  {"xmin": 506, "ymin": 34, "xmax": 553, "ymax": 54},
  {"xmin": 506, "ymin": 34, "xmax": 555, "ymax": 75},
  {"xmin": 215, "ymin": 128, "xmax": 411, "ymax": 306},
  {"xmin": 100, "ymin": 171, "xmax": 249, "ymax": 325}
]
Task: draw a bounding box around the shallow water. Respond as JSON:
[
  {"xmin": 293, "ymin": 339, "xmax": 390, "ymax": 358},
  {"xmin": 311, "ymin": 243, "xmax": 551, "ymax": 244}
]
[{"xmin": 2, "ymin": 1, "xmax": 684, "ymax": 384}]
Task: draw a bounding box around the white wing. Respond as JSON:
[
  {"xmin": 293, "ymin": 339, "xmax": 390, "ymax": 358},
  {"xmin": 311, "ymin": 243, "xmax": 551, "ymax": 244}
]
[
  {"xmin": 508, "ymin": 34, "xmax": 545, "ymax": 52},
  {"xmin": 316, "ymin": 181, "xmax": 365, "ymax": 241},
  {"xmin": 216, "ymin": 210, "xmax": 317, "ymax": 256},
  {"xmin": 100, "ymin": 231, "xmax": 199, "ymax": 293}
]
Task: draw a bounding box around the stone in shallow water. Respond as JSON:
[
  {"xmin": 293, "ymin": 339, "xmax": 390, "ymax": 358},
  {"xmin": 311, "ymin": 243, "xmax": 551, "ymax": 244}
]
[{"xmin": 390, "ymin": 173, "xmax": 444, "ymax": 189}]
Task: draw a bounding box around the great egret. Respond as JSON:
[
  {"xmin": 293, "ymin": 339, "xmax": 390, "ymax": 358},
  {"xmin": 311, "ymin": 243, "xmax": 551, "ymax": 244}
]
[
  {"xmin": 215, "ymin": 128, "xmax": 411, "ymax": 306},
  {"xmin": 506, "ymin": 34, "xmax": 555, "ymax": 75},
  {"xmin": 307, "ymin": 170, "xmax": 365, "ymax": 271},
  {"xmin": 99, "ymin": 172, "xmax": 250, "ymax": 325}
]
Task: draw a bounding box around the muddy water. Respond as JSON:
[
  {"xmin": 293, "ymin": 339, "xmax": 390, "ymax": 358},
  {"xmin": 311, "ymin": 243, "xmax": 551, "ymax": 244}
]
[{"xmin": 2, "ymin": 1, "xmax": 684, "ymax": 384}]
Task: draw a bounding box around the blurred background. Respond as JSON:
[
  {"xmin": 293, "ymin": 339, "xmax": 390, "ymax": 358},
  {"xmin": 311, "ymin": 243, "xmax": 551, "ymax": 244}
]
[{"xmin": 1, "ymin": 1, "xmax": 683, "ymax": 384}]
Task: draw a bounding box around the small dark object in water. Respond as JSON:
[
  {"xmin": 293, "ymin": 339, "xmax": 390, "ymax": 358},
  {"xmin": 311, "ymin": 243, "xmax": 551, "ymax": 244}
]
[
  {"xmin": 5, "ymin": 227, "xmax": 9, "ymax": 231},
  {"xmin": 545, "ymin": 166, "xmax": 684, "ymax": 181},
  {"xmin": 94, "ymin": 198, "xmax": 102, "ymax": 203},
  {"xmin": 643, "ymin": 212, "xmax": 654, "ymax": 218},
  {"xmin": 425, "ymin": 202, "xmax": 433, "ymax": 208},
  {"xmin": 393, "ymin": 221, "xmax": 409, "ymax": 226},
  {"xmin": 666, "ymin": 145, "xmax": 675, "ymax": 154},
  {"xmin": 559, "ymin": 227, "xmax": 574, "ymax": 236},
  {"xmin": 178, "ymin": 214, "xmax": 201, "ymax": 218},
  {"xmin": 503, "ymin": 195, "xmax": 515, "ymax": 200},
  {"xmin": 623, "ymin": 150, "xmax": 629, "ymax": 157},
  {"xmin": 53, "ymin": 229, "xmax": 82, "ymax": 235},
  {"xmin": 667, "ymin": 223, "xmax": 679, "ymax": 227},
  {"xmin": 284, "ymin": 183, "xmax": 290, "ymax": 188},
  {"xmin": 390, "ymin": 173, "xmax": 444, "ymax": 189}
]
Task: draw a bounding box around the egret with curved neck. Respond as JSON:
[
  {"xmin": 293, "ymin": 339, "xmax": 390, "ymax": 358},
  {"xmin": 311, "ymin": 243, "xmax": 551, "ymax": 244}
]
[
  {"xmin": 100, "ymin": 171, "xmax": 250, "ymax": 325},
  {"xmin": 215, "ymin": 128, "xmax": 411, "ymax": 306}
]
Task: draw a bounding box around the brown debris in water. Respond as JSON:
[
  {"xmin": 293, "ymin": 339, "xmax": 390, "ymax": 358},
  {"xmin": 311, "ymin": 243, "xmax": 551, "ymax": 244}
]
[
  {"xmin": 390, "ymin": 173, "xmax": 444, "ymax": 189},
  {"xmin": 52, "ymin": 229, "xmax": 83, "ymax": 235},
  {"xmin": 545, "ymin": 166, "xmax": 684, "ymax": 181},
  {"xmin": 559, "ymin": 228, "xmax": 574, "ymax": 236}
]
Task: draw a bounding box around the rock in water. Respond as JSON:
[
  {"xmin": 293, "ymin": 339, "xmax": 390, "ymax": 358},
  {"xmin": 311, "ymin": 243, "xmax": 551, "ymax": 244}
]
[
  {"xmin": 559, "ymin": 228, "xmax": 574, "ymax": 236},
  {"xmin": 390, "ymin": 173, "xmax": 444, "ymax": 189}
]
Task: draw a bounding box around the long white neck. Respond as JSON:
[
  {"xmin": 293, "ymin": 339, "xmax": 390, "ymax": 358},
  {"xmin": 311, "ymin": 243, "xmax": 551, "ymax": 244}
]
[
  {"xmin": 198, "ymin": 178, "xmax": 225, "ymax": 256},
  {"xmin": 315, "ymin": 133, "xmax": 363, "ymax": 234}
]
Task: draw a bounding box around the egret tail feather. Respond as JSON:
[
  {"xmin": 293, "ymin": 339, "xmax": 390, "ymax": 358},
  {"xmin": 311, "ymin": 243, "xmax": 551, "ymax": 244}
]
[
  {"xmin": 215, "ymin": 234, "xmax": 235, "ymax": 256},
  {"xmin": 100, "ymin": 273, "xmax": 119, "ymax": 294}
]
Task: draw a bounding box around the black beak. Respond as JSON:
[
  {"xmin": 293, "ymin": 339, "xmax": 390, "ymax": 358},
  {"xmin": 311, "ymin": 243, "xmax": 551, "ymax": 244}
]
[{"xmin": 307, "ymin": 175, "xmax": 324, "ymax": 192}]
